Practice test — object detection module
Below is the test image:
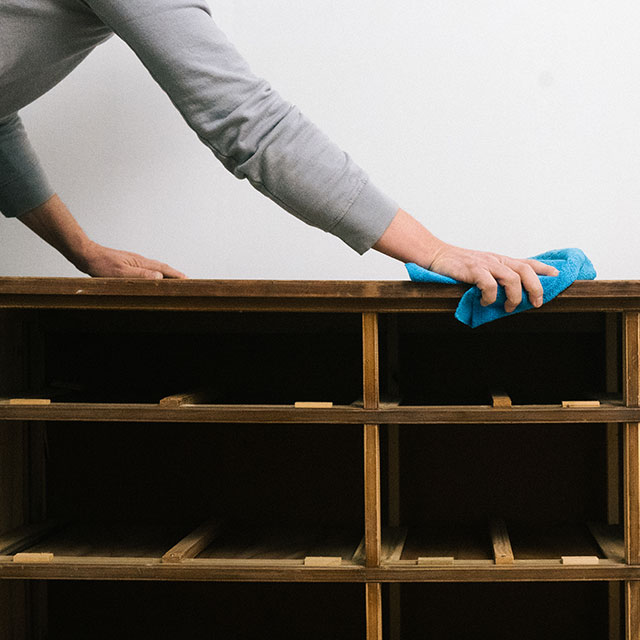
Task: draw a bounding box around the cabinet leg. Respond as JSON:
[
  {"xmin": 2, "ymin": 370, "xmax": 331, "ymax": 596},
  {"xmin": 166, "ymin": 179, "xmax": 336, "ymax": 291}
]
[{"xmin": 366, "ymin": 583, "xmax": 383, "ymax": 640}]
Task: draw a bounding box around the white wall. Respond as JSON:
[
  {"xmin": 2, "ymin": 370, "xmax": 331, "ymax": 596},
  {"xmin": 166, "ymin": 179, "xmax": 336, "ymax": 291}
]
[{"xmin": 1, "ymin": 0, "xmax": 639, "ymax": 279}]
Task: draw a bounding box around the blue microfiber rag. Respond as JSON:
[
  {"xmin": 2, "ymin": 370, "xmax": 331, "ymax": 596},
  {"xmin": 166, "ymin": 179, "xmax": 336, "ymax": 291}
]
[{"xmin": 405, "ymin": 248, "xmax": 596, "ymax": 328}]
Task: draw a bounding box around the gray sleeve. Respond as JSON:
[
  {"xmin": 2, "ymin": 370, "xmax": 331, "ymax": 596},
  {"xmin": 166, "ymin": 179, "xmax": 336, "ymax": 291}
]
[
  {"xmin": 83, "ymin": 0, "xmax": 398, "ymax": 254},
  {"xmin": 0, "ymin": 113, "xmax": 55, "ymax": 218}
]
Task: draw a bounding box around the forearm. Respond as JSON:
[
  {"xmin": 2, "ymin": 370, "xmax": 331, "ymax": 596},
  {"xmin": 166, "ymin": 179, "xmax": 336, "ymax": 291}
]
[
  {"xmin": 18, "ymin": 194, "xmax": 186, "ymax": 279},
  {"xmin": 372, "ymin": 208, "xmax": 444, "ymax": 268},
  {"xmin": 18, "ymin": 194, "xmax": 94, "ymax": 271}
]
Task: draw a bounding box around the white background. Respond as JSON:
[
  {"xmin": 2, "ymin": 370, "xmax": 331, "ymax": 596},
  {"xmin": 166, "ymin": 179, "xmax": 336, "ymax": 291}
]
[{"xmin": 1, "ymin": 0, "xmax": 638, "ymax": 280}]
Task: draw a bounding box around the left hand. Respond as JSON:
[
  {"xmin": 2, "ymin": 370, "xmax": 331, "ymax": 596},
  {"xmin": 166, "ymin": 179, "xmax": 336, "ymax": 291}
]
[{"xmin": 78, "ymin": 241, "xmax": 187, "ymax": 279}]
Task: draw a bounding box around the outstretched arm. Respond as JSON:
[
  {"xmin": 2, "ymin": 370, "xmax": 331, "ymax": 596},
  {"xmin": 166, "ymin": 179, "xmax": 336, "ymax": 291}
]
[{"xmin": 18, "ymin": 194, "xmax": 186, "ymax": 279}]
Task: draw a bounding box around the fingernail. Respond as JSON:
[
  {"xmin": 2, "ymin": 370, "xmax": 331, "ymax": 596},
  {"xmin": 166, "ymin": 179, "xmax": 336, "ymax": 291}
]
[{"xmin": 533, "ymin": 297, "xmax": 542, "ymax": 308}]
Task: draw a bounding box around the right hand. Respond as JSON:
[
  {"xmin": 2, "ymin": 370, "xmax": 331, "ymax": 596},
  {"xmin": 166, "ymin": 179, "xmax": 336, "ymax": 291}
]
[
  {"xmin": 428, "ymin": 242, "xmax": 559, "ymax": 312},
  {"xmin": 372, "ymin": 208, "xmax": 559, "ymax": 313}
]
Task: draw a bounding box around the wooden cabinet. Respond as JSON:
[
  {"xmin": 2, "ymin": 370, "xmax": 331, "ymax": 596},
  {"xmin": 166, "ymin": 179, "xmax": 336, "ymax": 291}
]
[{"xmin": 0, "ymin": 277, "xmax": 639, "ymax": 638}]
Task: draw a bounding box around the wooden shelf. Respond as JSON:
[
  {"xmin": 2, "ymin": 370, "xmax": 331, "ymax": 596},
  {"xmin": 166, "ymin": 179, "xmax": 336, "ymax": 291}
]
[{"xmin": 0, "ymin": 402, "xmax": 638, "ymax": 423}]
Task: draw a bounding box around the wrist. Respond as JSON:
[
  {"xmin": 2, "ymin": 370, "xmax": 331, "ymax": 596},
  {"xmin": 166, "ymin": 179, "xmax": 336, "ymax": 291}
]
[
  {"xmin": 68, "ymin": 238, "xmax": 102, "ymax": 274},
  {"xmin": 373, "ymin": 208, "xmax": 446, "ymax": 268}
]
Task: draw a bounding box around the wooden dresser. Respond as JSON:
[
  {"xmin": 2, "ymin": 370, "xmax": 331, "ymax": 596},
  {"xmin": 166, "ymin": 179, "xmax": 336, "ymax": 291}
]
[{"xmin": 0, "ymin": 277, "xmax": 639, "ymax": 639}]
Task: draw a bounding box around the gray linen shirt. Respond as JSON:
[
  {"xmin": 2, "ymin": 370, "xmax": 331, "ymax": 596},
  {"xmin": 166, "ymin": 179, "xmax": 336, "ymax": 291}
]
[{"xmin": 0, "ymin": 0, "xmax": 398, "ymax": 253}]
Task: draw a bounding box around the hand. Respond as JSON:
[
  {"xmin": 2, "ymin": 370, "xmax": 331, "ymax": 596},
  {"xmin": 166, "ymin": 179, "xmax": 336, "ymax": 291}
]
[
  {"xmin": 18, "ymin": 194, "xmax": 187, "ymax": 279},
  {"xmin": 428, "ymin": 242, "xmax": 558, "ymax": 311},
  {"xmin": 79, "ymin": 241, "xmax": 187, "ymax": 279},
  {"xmin": 373, "ymin": 208, "xmax": 559, "ymax": 313}
]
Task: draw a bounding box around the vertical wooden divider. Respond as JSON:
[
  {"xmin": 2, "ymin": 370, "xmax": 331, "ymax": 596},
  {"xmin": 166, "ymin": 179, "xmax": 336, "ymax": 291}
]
[
  {"xmin": 26, "ymin": 315, "xmax": 48, "ymax": 640},
  {"xmin": 385, "ymin": 316, "xmax": 402, "ymax": 640},
  {"xmin": 608, "ymin": 313, "xmax": 622, "ymax": 640},
  {"xmin": 608, "ymin": 313, "xmax": 621, "ymax": 526},
  {"xmin": 623, "ymin": 311, "xmax": 640, "ymax": 640},
  {"xmin": 628, "ymin": 582, "xmax": 640, "ymax": 640},
  {"xmin": 363, "ymin": 312, "xmax": 382, "ymax": 640}
]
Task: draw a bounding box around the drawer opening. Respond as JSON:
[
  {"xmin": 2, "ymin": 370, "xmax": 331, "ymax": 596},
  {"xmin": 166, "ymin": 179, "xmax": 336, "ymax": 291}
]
[
  {"xmin": 0, "ymin": 422, "xmax": 365, "ymax": 573},
  {"xmin": 380, "ymin": 423, "xmax": 621, "ymax": 566},
  {"xmin": 33, "ymin": 310, "xmax": 362, "ymax": 405},
  {"xmin": 379, "ymin": 312, "xmax": 618, "ymax": 407}
]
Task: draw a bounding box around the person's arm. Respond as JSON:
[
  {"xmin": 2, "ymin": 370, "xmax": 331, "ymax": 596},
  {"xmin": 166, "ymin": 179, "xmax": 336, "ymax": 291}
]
[
  {"xmin": 0, "ymin": 112, "xmax": 185, "ymax": 278},
  {"xmin": 18, "ymin": 194, "xmax": 186, "ymax": 279},
  {"xmin": 82, "ymin": 0, "xmax": 556, "ymax": 308}
]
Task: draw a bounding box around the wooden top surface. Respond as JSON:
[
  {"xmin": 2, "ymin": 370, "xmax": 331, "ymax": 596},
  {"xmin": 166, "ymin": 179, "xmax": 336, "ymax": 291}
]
[{"xmin": 0, "ymin": 277, "xmax": 638, "ymax": 312}]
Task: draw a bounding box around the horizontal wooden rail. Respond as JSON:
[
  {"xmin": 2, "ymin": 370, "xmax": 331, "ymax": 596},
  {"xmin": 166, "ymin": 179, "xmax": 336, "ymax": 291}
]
[
  {"xmin": 1, "ymin": 557, "xmax": 639, "ymax": 582},
  {"xmin": 0, "ymin": 278, "xmax": 638, "ymax": 312},
  {"xmin": 0, "ymin": 403, "xmax": 638, "ymax": 424}
]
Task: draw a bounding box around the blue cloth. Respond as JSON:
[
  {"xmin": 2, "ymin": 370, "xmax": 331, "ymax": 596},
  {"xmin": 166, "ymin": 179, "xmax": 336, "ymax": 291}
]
[{"xmin": 406, "ymin": 248, "xmax": 597, "ymax": 328}]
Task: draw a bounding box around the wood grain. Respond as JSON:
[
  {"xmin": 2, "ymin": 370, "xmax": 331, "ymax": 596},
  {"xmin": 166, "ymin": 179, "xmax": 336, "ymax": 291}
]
[
  {"xmin": 365, "ymin": 582, "xmax": 382, "ymax": 640},
  {"xmin": 1, "ymin": 403, "xmax": 637, "ymax": 424},
  {"xmin": 0, "ymin": 278, "xmax": 638, "ymax": 313},
  {"xmin": 161, "ymin": 518, "xmax": 220, "ymax": 563},
  {"xmin": 627, "ymin": 581, "xmax": 640, "ymax": 640},
  {"xmin": 624, "ymin": 313, "xmax": 640, "ymax": 565},
  {"xmin": 490, "ymin": 518, "xmax": 514, "ymax": 565},
  {"xmin": 362, "ymin": 313, "xmax": 381, "ymax": 570}
]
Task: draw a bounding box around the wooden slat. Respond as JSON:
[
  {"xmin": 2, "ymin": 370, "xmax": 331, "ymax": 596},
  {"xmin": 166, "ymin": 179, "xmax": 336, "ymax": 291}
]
[
  {"xmin": 381, "ymin": 527, "xmax": 408, "ymax": 562},
  {"xmin": 490, "ymin": 518, "xmax": 514, "ymax": 565},
  {"xmin": 588, "ymin": 522, "xmax": 624, "ymax": 563},
  {"xmin": 560, "ymin": 555, "xmax": 599, "ymax": 565},
  {"xmin": 561, "ymin": 400, "xmax": 600, "ymax": 408},
  {"xmin": 366, "ymin": 582, "xmax": 382, "ymax": 640},
  {"xmin": 303, "ymin": 556, "xmax": 342, "ymax": 566},
  {"xmin": 0, "ymin": 520, "xmax": 61, "ymax": 556},
  {"xmin": 417, "ymin": 556, "xmax": 454, "ymax": 566},
  {"xmin": 294, "ymin": 401, "xmax": 333, "ymax": 408},
  {"xmin": 491, "ymin": 391, "xmax": 512, "ymax": 408},
  {"xmin": 627, "ymin": 581, "xmax": 640, "ymax": 640},
  {"xmin": 351, "ymin": 536, "xmax": 365, "ymax": 564},
  {"xmin": 13, "ymin": 552, "xmax": 53, "ymax": 563},
  {"xmin": 159, "ymin": 389, "xmax": 211, "ymax": 406},
  {"xmin": 161, "ymin": 518, "xmax": 220, "ymax": 563}
]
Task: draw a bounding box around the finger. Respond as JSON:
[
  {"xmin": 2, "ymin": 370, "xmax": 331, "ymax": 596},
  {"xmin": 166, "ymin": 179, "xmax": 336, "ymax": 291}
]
[
  {"xmin": 158, "ymin": 264, "xmax": 187, "ymax": 279},
  {"xmin": 509, "ymin": 261, "xmax": 544, "ymax": 308},
  {"xmin": 125, "ymin": 267, "xmax": 164, "ymax": 280},
  {"xmin": 473, "ymin": 269, "xmax": 499, "ymax": 307},
  {"xmin": 139, "ymin": 258, "xmax": 187, "ymax": 279},
  {"xmin": 524, "ymin": 258, "xmax": 559, "ymax": 277},
  {"xmin": 490, "ymin": 264, "xmax": 523, "ymax": 312}
]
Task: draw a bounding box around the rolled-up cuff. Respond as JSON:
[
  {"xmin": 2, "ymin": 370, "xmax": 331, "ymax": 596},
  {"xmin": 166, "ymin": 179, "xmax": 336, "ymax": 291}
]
[
  {"xmin": 0, "ymin": 162, "xmax": 55, "ymax": 218},
  {"xmin": 329, "ymin": 177, "xmax": 399, "ymax": 255}
]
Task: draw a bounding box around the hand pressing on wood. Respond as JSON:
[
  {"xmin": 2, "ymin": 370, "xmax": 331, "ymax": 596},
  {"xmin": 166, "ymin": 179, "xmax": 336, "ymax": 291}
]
[
  {"xmin": 18, "ymin": 194, "xmax": 186, "ymax": 279},
  {"xmin": 373, "ymin": 208, "xmax": 559, "ymax": 313}
]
